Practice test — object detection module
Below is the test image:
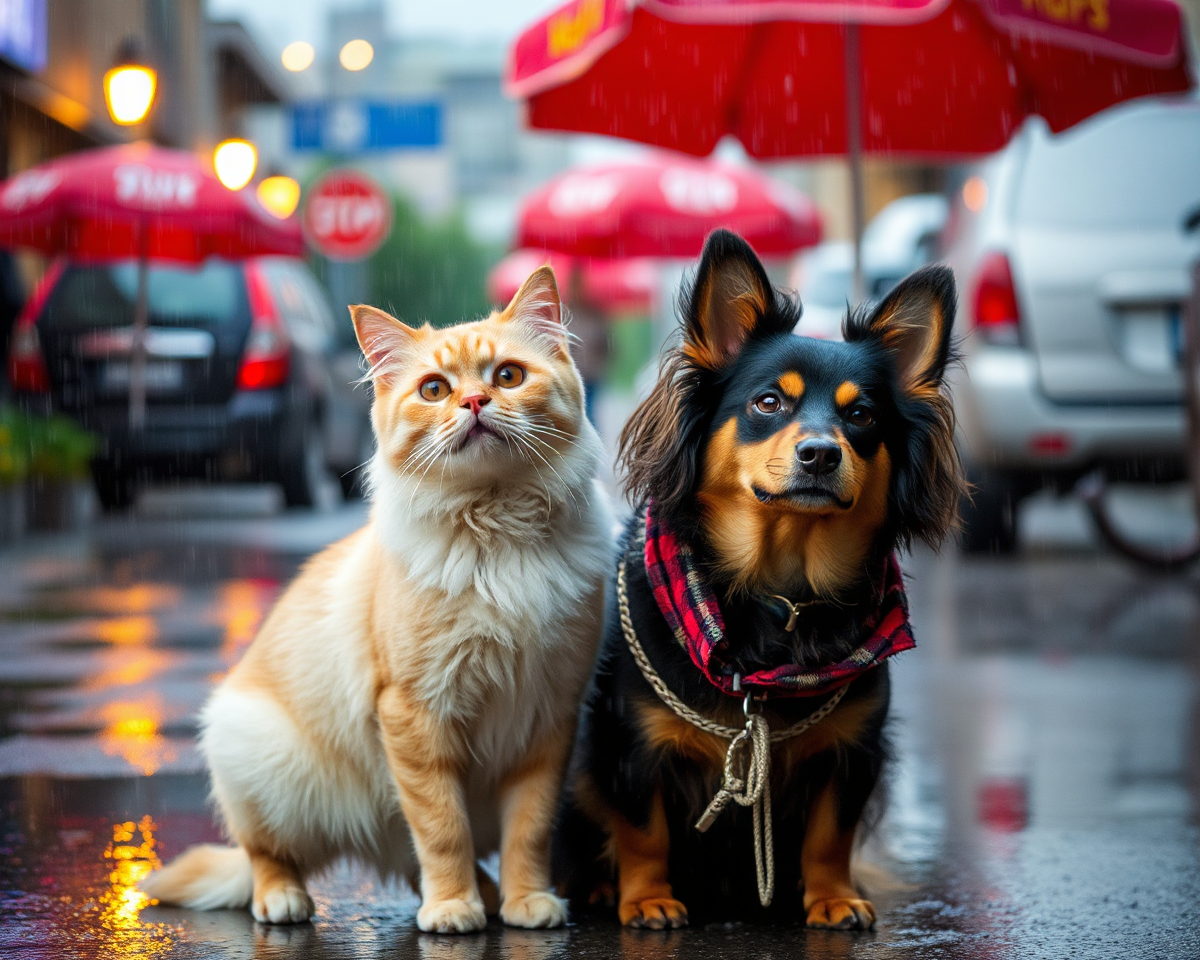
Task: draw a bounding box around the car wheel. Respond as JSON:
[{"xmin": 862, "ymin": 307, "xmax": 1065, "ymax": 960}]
[
  {"xmin": 277, "ymin": 422, "xmax": 327, "ymax": 509},
  {"xmin": 960, "ymin": 468, "xmax": 1019, "ymax": 555},
  {"xmin": 92, "ymin": 461, "xmax": 134, "ymax": 513}
]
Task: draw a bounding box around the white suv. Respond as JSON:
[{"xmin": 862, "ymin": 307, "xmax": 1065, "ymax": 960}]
[{"xmin": 944, "ymin": 97, "xmax": 1200, "ymax": 552}]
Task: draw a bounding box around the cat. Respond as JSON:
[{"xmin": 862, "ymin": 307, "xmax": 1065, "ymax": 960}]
[{"xmin": 140, "ymin": 266, "xmax": 613, "ymax": 934}]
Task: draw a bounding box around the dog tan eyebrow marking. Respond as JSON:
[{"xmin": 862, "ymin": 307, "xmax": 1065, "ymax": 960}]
[
  {"xmin": 778, "ymin": 371, "xmax": 805, "ymax": 399},
  {"xmin": 835, "ymin": 381, "xmax": 860, "ymax": 407}
]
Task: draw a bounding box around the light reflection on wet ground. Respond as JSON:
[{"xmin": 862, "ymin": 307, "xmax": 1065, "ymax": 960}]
[{"xmin": 1, "ymin": 499, "xmax": 1198, "ymax": 958}]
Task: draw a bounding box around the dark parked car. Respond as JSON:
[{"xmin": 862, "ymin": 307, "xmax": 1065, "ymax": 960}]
[{"xmin": 8, "ymin": 256, "xmax": 372, "ymax": 510}]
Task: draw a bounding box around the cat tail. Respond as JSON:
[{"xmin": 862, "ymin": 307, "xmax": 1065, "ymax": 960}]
[{"xmin": 140, "ymin": 844, "xmax": 253, "ymax": 910}]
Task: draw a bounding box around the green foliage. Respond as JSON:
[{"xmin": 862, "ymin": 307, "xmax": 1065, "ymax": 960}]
[
  {"xmin": 0, "ymin": 408, "xmax": 29, "ymax": 486},
  {"xmin": 0, "ymin": 407, "xmax": 96, "ymax": 483},
  {"xmin": 367, "ymin": 197, "xmax": 497, "ymax": 329}
]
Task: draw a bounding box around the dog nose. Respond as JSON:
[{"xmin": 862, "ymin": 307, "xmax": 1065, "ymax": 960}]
[
  {"xmin": 796, "ymin": 439, "xmax": 842, "ymax": 476},
  {"xmin": 461, "ymin": 394, "xmax": 490, "ymax": 415}
]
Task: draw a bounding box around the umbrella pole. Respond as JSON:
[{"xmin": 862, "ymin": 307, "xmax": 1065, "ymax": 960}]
[
  {"xmin": 129, "ymin": 228, "xmax": 149, "ymax": 431},
  {"xmin": 844, "ymin": 22, "xmax": 866, "ymax": 305}
]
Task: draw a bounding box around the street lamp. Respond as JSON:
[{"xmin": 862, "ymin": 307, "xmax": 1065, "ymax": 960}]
[
  {"xmin": 281, "ymin": 41, "xmax": 314, "ymax": 73},
  {"xmin": 256, "ymin": 175, "xmax": 301, "ymax": 219},
  {"xmin": 104, "ymin": 38, "xmax": 157, "ymax": 126},
  {"xmin": 213, "ymin": 139, "xmax": 257, "ymax": 191},
  {"xmin": 339, "ymin": 39, "xmax": 374, "ymax": 71}
]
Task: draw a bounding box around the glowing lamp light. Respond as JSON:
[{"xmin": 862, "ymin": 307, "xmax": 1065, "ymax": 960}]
[
  {"xmin": 281, "ymin": 40, "xmax": 315, "ymax": 72},
  {"xmin": 257, "ymin": 175, "xmax": 301, "ymax": 219},
  {"xmin": 104, "ymin": 65, "xmax": 157, "ymax": 125},
  {"xmin": 213, "ymin": 139, "xmax": 257, "ymax": 191},
  {"xmin": 963, "ymin": 175, "xmax": 988, "ymax": 214},
  {"xmin": 339, "ymin": 39, "xmax": 374, "ymax": 71}
]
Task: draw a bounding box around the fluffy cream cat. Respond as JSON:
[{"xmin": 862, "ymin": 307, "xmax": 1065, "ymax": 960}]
[{"xmin": 141, "ymin": 267, "xmax": 612, "ymax": 933}]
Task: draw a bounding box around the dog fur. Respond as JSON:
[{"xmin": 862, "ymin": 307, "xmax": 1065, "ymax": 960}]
[{"xmin": 553, "ymin": 229, "xmax": 964, "ymax": 930}]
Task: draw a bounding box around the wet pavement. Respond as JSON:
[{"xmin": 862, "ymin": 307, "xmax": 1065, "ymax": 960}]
[{"xmin": 1, "ymin": 491, "xmax": 1198, "ymax": 959}]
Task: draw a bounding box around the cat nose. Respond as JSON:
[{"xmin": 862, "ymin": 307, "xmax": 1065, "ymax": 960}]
[
  {"xmin": 795, "ymin": 438, "xmax": 842, "ymax": 476},
  {"xmin": 461, "ymin": 394, "xmax": 491, "ymax": 416}
]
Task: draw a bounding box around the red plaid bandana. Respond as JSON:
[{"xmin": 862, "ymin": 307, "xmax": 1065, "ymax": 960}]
[{"xmin": 642, "ymin": 504, "xmax": 915, "ymax": 699}]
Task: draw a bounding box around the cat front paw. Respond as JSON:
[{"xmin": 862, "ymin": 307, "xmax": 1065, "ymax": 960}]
[
  {"xmin": 251, "ymin": 883, "xmax": 313, "ymax": 924},
  {"xmin": 500, "ymin": 890, "xmax": 568, "ymax": 929},
  {"xmin": 417, "ymin": 897, "xmax": 487, "ymax": 934}
]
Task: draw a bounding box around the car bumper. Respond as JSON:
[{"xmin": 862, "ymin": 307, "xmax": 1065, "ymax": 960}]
[
  {"xmin": 954, "ymin": 347, "xmax": 1185, "ymax": 473},
  {"xmin": 78, "ymin": 390, "xmax": 292, "ymax": 461}
]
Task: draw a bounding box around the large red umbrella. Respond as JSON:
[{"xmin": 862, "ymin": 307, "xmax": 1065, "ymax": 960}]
[
  {"xmin": 488, "ymin": 248, "xmax": 658, "ymax": 313},
  {"xmin": 0, "ymin": 143, "xmax": 304, "ymax": 426},
  {"xmin": 516, "ymin": 155, "xmax": 821, "ymax": 258},
  {"xmin": 508, "ymin": 0, "xmax": 1193, "ymax": 288}
]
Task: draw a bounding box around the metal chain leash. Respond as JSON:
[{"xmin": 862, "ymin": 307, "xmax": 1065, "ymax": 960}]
[{"xmin": 616, "ymin": 559, "xmax": 850, "ymax": 907}]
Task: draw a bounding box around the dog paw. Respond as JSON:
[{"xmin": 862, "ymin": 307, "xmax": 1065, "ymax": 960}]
[
  {"xmin": 417, "ymin": 898, "xmax": 487, "ymax": 934},
  {"xmin": 619, "ymin": 897, "xmax": 689, "ymax": 929},
  {"xmin": 251, "ymin": 884, "xmax": 314, "ymax": 924},
  {"xmin": 501, "ymin": 890, "xmax": 568, "ymax": 929},
  {"xmin": 805, "ymin": 897, "xmax": 876, "ymax": 930}
]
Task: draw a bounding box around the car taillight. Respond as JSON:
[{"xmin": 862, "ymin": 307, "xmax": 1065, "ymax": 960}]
[
  {"xmin": 7, "ymin": 260, "xmax": 64, "ymax": 393},
  {"xmin": 971, "ymin": 252, "xmax": 1022, "ymax": 346},
  {"xmin": 238, "ymin": 265, "xmax": 290, "ymax": 390}
]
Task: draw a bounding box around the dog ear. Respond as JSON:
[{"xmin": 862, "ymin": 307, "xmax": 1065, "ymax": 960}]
[
  {"xmin": 350, "ymin": 305, "xmax": 420, "ymax": 385},
  {"xmin": 500, "ymin": 264, "xmax": 569, "ymax": 358},
  {"xmin": 682, "ymin": 229, "xmax": 794, "ymax": 371},
  {"xmin": 850, "ymin": 265, "xmax": 956, "ymax": 395},
  {"xmin": 848, "ymin": 266, "xmax": 965, "ymax": 550}
]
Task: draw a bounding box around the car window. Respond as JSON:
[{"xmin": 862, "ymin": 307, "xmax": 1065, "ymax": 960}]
[
  {"xmin": 256, "ymin": 259, "xmax": 334, "ymax": 352},
  {"xmin": 293, "ymin": 269, "xmax": 345, "ymax": 345},
  {"xmin": 43, "ymin": 260, "xmax": 245, "ymax": 328},
  {"xmin": 1016, "ymin": 105, "xmax": 1200, "ymax": 230}
]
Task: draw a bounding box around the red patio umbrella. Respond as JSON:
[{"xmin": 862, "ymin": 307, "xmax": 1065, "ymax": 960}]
[
  {"xmin": 516, "ymin": 154, "xmax": 821, "ymax": 258},
  {"xmin": 507, "ymin": 0, "xmax": 1193, "ymax": 290},
  {"xmin": 0, "ymin": 143, "xmax": 304, "ymax": 427},
  {"xmin": 488, "ymin": 249, "xmax": 658, "ymax": 313},
  {"xmin": 585, "ymin": 257, "xmax": 659, "ymax": 313},
  {"xmin": 488, "ymin": 249, "xmax": 578, "ymax": 305}
]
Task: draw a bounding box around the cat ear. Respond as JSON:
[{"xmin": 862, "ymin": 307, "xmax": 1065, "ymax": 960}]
[
  {"xmin": 350, "ymin": 305, "xmax": 419, "ymax": 384},
  {"xmin": 502, "ymin": 265, "xmax": 569, "ymax": 358}
]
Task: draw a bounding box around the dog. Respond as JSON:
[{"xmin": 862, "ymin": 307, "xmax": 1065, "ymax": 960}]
[{"xmin": 553, "ymin": 229, "xmax": 964, "ymax": 930}]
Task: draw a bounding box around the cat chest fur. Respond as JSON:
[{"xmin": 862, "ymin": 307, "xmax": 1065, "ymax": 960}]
[{"xmin": 373, "ymin": 486, "xmax": 611, "ymax": 755}]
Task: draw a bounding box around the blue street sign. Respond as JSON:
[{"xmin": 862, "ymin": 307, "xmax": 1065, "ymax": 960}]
[
  {"xmin": 291, "ymin": 100, "xmax": 442, "ymax": 154},
  {"xmin": 0, "ymin": 0, "xmax": 46, "ymax": 72}
]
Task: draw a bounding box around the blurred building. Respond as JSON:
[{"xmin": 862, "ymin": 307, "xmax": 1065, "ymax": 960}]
[
  {"xmin": 0, "ymin": 0, "xmax": 286, "ymax": 177},
  {"xmin": 246, "ymin": 0, "xmax": 572, "ymax": 246}
]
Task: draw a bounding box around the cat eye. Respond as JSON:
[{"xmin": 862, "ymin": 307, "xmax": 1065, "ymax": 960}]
[
  {"xmin": 419, "ymin": 376, "xmax": 450, "ymax": 402},
  {"xmin": 754, "ymin": 393, "xmax": 782, "ymax": 414},
  {"xmin": 495, "ymin": 363, "xmax": 526, "ymax": 388},
  {"xmin": 846, "ymin": 405, "xmax": 875, "ymax": 427}
]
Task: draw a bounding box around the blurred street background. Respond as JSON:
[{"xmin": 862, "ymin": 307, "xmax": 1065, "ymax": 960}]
[{"xmin": 1, "ymin": 0, "xmax": 1200, "ymax": 957}]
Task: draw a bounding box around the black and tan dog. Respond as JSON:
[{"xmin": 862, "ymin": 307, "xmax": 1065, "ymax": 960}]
[{"xmin": 553, "ymin": 229, "xmax": 964, "ymax": 930}]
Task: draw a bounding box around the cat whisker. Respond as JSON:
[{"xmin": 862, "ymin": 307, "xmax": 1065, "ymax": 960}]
[
  {"xmin": 510, "ymin": 430, "xmax": 579, "ymax": 508},
  {"xmin": 505, "ymin": 433, "xmax": 555, "ymax": 514},
  {"xmin": 505, "ymin": 433, "xmax": 558, "ymax": 515}
]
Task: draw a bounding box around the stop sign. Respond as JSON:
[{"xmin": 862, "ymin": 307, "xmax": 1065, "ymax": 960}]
[{"xmin": 303, "ymin": 169, "xmax": 392, "ymax": 261}]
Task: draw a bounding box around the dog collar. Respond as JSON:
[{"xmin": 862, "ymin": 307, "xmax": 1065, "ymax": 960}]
[
  {"xmin": 641, "ymin": 503, "xmax": 915, "ymax": 698},
  {"xmin": 761, "ymin": 593, "xmax": 834, "ymax": 632}
]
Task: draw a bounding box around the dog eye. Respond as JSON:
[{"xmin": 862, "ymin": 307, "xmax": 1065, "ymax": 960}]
[
  {"xmin": 494, "ymin": 363, "xmax": 526, "ymax": 388},
  {"xmin": 419, "ymin": 376, "xmax": 450, "ymax": 401},
  {"xmin": 847, "ymin": 405, "xmax": 874, "ymax": 427},
  {"xmin": 754, "ymin": 394, "xmax": 782, "ymax": 414}
]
